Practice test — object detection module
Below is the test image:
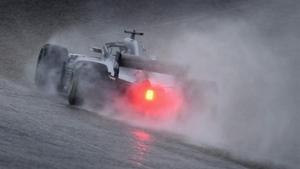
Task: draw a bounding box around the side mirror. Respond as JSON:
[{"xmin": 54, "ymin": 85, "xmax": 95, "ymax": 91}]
[{"xmin": 91, "ymin": 47, "xmax": 102, "ymax": 54}]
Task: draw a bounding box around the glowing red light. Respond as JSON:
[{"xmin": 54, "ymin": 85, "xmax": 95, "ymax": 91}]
[
  {"xmin": 144, "ymin": 89, "xmax": 155, "ymax": 101},
  {"xmin": 126, "ymin": 80, "xmax": 183, "ymax": 119}
]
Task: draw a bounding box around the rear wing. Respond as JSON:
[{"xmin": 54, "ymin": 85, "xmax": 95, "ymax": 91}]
[{"xmin": 118, "ymin": 53, "xmax": 186, "ymax": 76}]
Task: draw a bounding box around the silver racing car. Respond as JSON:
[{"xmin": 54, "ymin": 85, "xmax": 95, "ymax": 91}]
[{"xmin": 35, "ymin": 30, "xmax": 217, "ymax": 119}]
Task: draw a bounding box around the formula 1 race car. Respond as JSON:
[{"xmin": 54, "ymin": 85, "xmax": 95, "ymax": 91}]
[{"xmin": 35, "ymin": 30, "xmax": 217, "ymax": 119}]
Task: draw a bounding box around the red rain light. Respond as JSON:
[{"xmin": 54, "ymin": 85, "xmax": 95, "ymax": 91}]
[
  {"xmin": 126, "ymin": 80, "xmax": 183, "ymax": 119},
  {"xmin": 144, "ymin": 89, "xmax": 155, "ymax": 101}
]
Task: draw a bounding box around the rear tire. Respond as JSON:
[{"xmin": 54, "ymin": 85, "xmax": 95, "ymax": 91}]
[
  {"xmin": 68, "ymin": 78, "xmax": 81, "ymax": 105},
  {"xmin": 35, "ymin": 44, "xmax": 68, "ymax": 92},
  {"xmin": 68, "ymin": 62, "xmax": 110, "ymax": 106}
]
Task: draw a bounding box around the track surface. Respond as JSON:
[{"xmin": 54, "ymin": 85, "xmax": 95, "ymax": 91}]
[{"xmin": 0, "ymin": 79, "xmax": 248, "ymax": 169}]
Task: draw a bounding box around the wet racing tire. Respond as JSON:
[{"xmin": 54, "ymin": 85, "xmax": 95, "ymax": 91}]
[
  {"xmin": 68, "ymin": 62, "xmax": 110, "ymax": 106},
  {"xmin": 35, "ymin": 44, "xmax": 68, "ymax": 92}
]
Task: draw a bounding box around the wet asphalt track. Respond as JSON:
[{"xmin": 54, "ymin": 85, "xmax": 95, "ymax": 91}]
[{"xmin": 0, "ymin": 79, "xmax": 250, "ymax": 169}]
